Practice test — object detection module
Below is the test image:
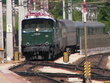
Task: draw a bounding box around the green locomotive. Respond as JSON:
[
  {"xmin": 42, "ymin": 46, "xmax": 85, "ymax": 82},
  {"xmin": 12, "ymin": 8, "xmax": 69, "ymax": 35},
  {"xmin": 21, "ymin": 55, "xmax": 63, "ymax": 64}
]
[{"xmin": 22, "ymin": 10, "xmax": 63, "ymax": 60}]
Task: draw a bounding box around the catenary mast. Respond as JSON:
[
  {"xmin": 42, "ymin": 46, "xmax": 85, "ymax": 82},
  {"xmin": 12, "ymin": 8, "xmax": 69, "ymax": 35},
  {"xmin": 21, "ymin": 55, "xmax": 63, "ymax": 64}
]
[
  {"xmin": 63, "ymin": 0, "xmax": 66, "ymax": 19},
  {"xmin": 18, "ymin": 0, "xmax": 28, "ymax": 56},
  {"xmin": 6, "ymin": 0, "xmax": 14, "ymax": 60},
  {"xmin": 0, "ymin": 0, "xmax": 4, "ymax": 59},
  {"xmin": 68, "ymin": 0, "xmax": 72, "ymax": 20},
  {"xmin": 0, "ymin": 0, "xmax": 4, "ymax": 50}
]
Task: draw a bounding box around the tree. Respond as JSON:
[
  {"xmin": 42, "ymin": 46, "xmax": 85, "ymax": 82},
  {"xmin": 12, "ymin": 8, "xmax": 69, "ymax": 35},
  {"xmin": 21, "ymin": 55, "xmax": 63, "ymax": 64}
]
[
  {"xmin": 98, "ymin": 3, "xmax": 110, "ymax": 31},
  {"xmin": 72, "ymin": 10, "xmax": 82, "ymax": 21},
  {"xmin": 49, "ymin": 1, "xmax": 63, "ymax": 19}
]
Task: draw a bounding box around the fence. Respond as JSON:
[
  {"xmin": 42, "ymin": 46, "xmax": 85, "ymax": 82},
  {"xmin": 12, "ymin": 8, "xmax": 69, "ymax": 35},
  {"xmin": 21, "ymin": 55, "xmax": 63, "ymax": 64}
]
[{"xmin": 80, "ymin": 34, "xmax": 110, "ymax": 55}]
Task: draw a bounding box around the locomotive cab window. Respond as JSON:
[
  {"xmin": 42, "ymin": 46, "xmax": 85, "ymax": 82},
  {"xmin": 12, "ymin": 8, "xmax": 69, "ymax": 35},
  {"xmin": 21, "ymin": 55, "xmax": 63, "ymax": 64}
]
[{"xmin": 22, "ymin": 18, "xmax": 54, "ymax": 32}]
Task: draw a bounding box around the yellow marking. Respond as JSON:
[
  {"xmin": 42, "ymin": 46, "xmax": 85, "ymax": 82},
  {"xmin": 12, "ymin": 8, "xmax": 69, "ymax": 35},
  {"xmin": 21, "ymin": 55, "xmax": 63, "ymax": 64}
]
[
  {"xmin": 63, "ymin": 52, "xmax": 69, "ymax": 63},
  {"xmin": 14, "ymin": 52, "xmax": 19, "ymax": 61}
]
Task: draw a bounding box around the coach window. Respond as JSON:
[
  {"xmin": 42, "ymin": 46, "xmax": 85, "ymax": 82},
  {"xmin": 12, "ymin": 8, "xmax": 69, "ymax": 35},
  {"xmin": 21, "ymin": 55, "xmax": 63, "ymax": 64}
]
[
  {"xmin": 24, "ymin": 24, "xmax": 28, "ymax": 29},
  {"xmin": 100, "ymin": 28, "xmax": 103, "ymax": 34},
  {"xmin": 94, "ymin": 28, "xmax": 96, "ymax": 34},
  {"xmin": 91, "ymin": 28, "xmax": 94, "ymax": 35},
  {"xmin": 37, "ymin": 21, "xmax": 44, "ymax": 28},
  {"xmin": 88, "ymin": 28, "xmax": 90, "ymax": 35},
  {"xmin": 92, "ymin": 28, "xmax": 94, "ymax": 34},
  {"xmin": 56, "ymin": 20, "xmax": 59, "ymax": 28},
  {"xmin": 97, "ymin": 28, "xmax": 99, "ymax": 34},
  {"xmin": 96, "ymin": 28, "xmax": 98, "ymax": 34}
]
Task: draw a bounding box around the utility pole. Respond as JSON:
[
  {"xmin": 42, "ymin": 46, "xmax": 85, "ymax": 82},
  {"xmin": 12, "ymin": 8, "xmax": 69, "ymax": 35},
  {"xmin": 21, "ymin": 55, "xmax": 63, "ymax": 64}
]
[
  {"xmin": 12, "ymin": 0, "xmax": 15, "ymax": 28},
  {"xmin": 33, "ymin": 1, "xmax": 36, "ymax": 10},
  {"xmin": 45, "ymin": 0, "xmax": 49, "ymax": 11},
  {"xmin": 6, "ymin": 0, "xmax": 14, "ymax": 61},
  {"xmin": 23, "ymin": 0, "xmax": 28, "ymax": 17},
  {"xmin": 12, "ymin": 0, "xmax": 16, "ymax": 48},
  {"xmin": 40, "ymin": 0, "xmax": 48, "ymax": 10},
  {"xmin": 68, "ymin": 0, "xmax": 72, "ymax": 20},
  {"xmin": 18, "ymin": 0, "xmax": 26, "ymax": 57},
  {"xmin": 63, "ymin": 0, "xmax": 66, "ymax": 19},
  {"xmin": 0, "ymin": 0, "xmax": 4, "ymax": 57}
]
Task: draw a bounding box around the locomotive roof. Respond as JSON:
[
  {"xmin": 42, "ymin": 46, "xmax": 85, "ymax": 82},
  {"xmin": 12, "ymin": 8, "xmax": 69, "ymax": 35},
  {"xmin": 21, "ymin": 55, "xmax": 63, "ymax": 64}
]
[
  {"xmin": 59, "ymin": 19, "xmax": 105, "ymax": 28},
  {"xmin": 22, "ymin": 17, "xmax": 56, "ymax": 22},
  {"xmin": 75, "ymin": 21, "xmax": 105, "ymax": 28}
]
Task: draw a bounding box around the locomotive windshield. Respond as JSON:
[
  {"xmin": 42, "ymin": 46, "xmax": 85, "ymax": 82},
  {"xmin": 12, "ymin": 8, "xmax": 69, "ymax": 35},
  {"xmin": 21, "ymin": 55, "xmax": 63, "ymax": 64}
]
[{"xmin": 22, "ymin": 18, "xmax": 54, "ymax": 31}]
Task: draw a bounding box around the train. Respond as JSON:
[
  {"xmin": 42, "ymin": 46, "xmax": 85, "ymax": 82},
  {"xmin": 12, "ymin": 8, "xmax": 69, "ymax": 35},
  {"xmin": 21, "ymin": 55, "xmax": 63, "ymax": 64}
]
[{"xmin": 21, "ymin": 10, "xmax": 105, "ymax": 60}]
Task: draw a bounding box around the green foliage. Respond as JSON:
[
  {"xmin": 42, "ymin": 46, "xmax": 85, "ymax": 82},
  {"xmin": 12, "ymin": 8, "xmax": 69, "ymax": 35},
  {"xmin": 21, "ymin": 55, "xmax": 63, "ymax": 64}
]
[
  {"xmin": 3, "ymin": 15, "xmax": 18, "ymax": 31},
  {"xmin": 2, "ymin": 0, "xmax": 6, "ymax": 4},
  {"xmin": 15, "ymin": 15, "xmax": 18, "ymax": 30},
  {"xmin": 72, "ymin": 0, "xmax": 99, "ymax": 3},
  {"xmin": 49, "ymin": 1, "xmax": 82, "ymax": 20},
  {"xmin": 3, "ymin": 15, "xmax": 6, "ymax": 31},
  {"xmin": 72, "ymin": 0, "xmax": 82, "ymax": 3},
  {"xmin": 15, "ymin": 0, "xmax": 18, "ymax": 4},
  {"xmin": 73, "ymin": 10, "xmax": 82, "ymax": 21},
  {"xmin": 48, "ymin": 1, "xmax": 63, "ymax": 19},
  {"xmin": 98, "ymin": 3, "xmax": 110, "ymax": 31}
]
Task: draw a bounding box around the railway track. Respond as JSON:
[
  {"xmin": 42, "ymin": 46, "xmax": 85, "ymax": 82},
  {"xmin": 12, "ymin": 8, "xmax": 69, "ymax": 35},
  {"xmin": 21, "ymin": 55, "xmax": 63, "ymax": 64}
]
[{"xmin": 10, "ymin": 53, "xmax": 110, "ymax": 82}]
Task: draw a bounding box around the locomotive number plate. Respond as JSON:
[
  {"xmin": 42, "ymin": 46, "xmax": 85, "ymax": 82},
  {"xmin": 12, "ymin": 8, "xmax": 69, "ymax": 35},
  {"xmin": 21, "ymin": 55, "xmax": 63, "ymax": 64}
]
[{"xmin": 32, "ymin": 33, "xmax": 40, "ymax": 36}]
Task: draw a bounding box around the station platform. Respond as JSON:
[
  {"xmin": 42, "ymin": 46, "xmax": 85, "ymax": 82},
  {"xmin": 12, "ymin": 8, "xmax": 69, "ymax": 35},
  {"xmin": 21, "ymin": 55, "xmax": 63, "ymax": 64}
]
[{"xmin": 0, "ymin": 62, "xmax": 30, "ymax": 83}]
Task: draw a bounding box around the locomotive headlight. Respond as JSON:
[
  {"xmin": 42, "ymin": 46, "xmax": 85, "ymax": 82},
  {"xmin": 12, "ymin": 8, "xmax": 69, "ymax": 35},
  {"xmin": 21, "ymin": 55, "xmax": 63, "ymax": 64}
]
[
  {"xmin": 45, "ymin": 42, "xmax": 49, "ymax": 45},
  {"xmin": 45, "ymin": 35, "xmax": 49, "ymax": 37},
  {"xmin": 23, "ymin": 31, "xmax": 26, "ymax": 33},
  {"xmin": 36, "ymin": 28, "xmax": 39, "ymax": 31}
]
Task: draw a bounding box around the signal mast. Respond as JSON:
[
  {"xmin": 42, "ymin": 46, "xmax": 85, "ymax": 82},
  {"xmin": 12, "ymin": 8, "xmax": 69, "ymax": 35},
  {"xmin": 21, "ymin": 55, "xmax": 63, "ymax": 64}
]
[{"xmin": 83, "ymin": 0, "xmax": 91, "ymax": 83}]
